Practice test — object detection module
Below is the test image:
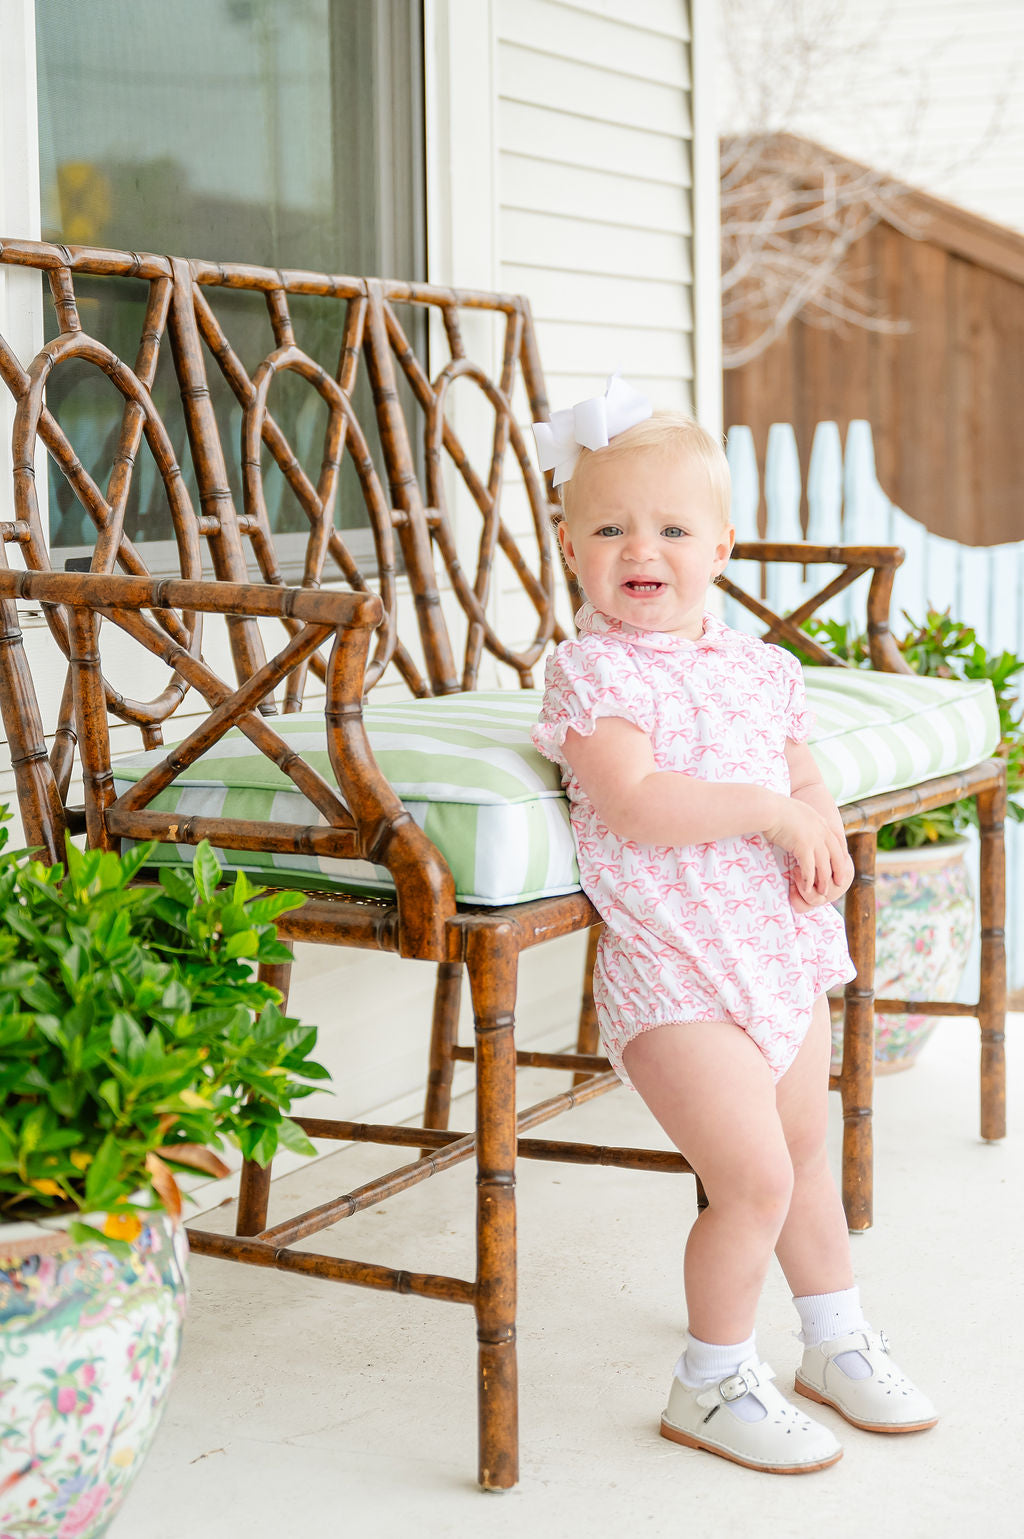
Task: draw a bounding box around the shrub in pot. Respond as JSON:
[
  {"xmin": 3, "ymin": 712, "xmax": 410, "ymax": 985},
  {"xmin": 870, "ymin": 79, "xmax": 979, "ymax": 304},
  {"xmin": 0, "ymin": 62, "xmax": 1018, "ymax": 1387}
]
[
  {"xmin": 0, "ymin": 815, "xmax": 326, "ymax": 1539},
  {"xmin": 792, "ymin": 611, "xmax": 1024, "ymax": 1071}
]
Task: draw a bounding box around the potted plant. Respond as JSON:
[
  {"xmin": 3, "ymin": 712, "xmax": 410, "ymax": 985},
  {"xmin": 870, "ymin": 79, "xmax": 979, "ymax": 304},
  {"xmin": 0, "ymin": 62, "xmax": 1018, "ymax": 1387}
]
[
  {"xmin": 0, "ymin": 812, "xmax": 327, "ymax": 1539},
  {"xmin": 790, "ymin": 610, "xmax": 1024, "ymax": 1071}
]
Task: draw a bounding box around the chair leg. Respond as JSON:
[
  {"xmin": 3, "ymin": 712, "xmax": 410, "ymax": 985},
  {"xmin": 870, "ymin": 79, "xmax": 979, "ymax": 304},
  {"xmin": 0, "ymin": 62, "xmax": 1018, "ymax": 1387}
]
[
  {"xmin": 466, "ymin": 920, "xmax": 520, "ymax": 1492},
  {"xmin": 840, "ymin": 831, "xmax": 877, "ymax": 1233},
  {"xmin": 236, "ymin": 952, "xmax": 294, "ymax": 1237},
  {"xmin": 236, "ymin": 1158, "xmax": 273, "ymax": 1238},
  {"xmin": 423, "ymin": 961, "xmax": 463, "ymax": 1138},
  {"xmin": 572, "ymin": 924, "xmax": 602, "ymax": 1087},
  {"xmin": 977, "ymin": 779, "xmax": 1007, "ymax": 1141}
]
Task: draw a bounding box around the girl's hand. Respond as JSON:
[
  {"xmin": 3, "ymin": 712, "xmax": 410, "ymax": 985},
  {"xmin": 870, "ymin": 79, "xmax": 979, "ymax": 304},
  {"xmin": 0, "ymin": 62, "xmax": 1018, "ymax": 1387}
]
[
  {"xmin": 788, "ymin": 867, "xmax": 851, "ymax": 912},
  {"xmin": 764, "ymin": 796, "xmax": 853, "ymax": 909}
]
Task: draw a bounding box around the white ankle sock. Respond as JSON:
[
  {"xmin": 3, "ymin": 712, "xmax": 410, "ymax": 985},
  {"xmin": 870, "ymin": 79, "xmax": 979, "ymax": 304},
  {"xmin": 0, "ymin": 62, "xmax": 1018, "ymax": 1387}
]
[
  {"xmin": 676, "ymin": 1332, "xmax": 766, "ymax": 1422},
  {"xmin": 794, "ymin": 1287, "xmax": 872, "ymax": 1380}
]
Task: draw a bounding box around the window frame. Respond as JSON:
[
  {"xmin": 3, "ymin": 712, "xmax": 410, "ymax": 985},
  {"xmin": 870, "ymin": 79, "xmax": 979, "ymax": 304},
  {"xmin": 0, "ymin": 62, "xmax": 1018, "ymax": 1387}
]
[{"xmin": 0, "ymin": 0, "xmax": 430, "ymax": 576}]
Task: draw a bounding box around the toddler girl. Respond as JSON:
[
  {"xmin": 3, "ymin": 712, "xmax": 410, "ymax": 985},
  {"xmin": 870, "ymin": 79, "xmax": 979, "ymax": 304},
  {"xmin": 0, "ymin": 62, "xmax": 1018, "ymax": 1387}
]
[{"xmin": 531, "ymin": 381, "xmax": 937, "ymax": 1474}]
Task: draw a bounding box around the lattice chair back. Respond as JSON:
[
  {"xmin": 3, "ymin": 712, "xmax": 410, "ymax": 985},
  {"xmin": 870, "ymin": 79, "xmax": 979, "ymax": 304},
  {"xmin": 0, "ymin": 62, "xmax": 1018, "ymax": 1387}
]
[
  {"xmin": 173, "ymin": 258, "xmax": 562, "ymax": 695},
  {"xmin": 0, "ymin": 240, "xmax": 564, "ymax": 801}
]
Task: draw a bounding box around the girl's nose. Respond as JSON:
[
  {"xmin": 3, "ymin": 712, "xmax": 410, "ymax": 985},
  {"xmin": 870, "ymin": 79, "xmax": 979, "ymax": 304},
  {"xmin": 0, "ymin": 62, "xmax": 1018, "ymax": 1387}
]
[{"xmin": 622, "ymin": 534, "xmax": 657, "ymax": 561}]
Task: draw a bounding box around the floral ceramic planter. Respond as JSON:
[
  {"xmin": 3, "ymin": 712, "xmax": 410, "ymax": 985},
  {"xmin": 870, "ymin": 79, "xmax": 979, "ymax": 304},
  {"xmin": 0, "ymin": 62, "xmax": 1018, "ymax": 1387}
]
[
  {"xmin": 0, "ymin": 1211, "xmax": 188, "ymax": 1539},
  {"xmin": 831, "ymin": 839, "xmax": 975, "ymax": 1074}
]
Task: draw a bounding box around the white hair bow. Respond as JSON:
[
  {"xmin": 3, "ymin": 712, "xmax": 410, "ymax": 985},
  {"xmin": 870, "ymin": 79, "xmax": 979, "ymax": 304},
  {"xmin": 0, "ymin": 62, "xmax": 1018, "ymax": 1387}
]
[{"xmin": 532, "ymin": 372, "xmax": 652, "ymax": 487}]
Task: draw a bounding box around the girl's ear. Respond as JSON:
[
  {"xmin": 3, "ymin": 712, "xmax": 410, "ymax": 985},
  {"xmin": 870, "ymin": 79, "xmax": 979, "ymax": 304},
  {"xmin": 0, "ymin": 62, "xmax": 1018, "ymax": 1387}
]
[
  {"xmin": 712, "ymin": 524, "xmax": 736, "ymax": 576},
  {"xmin": 557, "ymin": 519, "xmax": 578, "ymax": 574}
]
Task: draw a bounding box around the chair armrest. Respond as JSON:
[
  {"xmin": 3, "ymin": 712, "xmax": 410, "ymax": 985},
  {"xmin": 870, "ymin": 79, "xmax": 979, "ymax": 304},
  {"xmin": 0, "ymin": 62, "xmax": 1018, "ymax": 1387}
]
[
  {"xmin": 0, "ymin": 571, "xmax": 457, "ymax": 958},
  {"xmin": 727, "ymin": 541, "xmax": 912, "ymax": 674}
]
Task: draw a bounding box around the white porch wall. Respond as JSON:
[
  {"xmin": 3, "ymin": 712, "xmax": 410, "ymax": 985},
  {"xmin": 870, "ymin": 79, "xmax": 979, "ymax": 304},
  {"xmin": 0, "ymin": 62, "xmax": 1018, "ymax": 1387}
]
[
  {"xmin": 0, "ymin": 0, "xmax": 717, "ymax": 1127},
  {"xmin": 497, "ymin": 0, "xmax": 697, "ymax": 413},
  {"xmin": 490, "ymin": 0, "xmax": 720, "ymax": 660}
]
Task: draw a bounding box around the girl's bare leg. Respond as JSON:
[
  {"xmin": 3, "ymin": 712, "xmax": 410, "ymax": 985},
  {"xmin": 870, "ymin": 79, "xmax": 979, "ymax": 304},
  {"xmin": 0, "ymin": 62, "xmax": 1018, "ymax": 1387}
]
[
  {"xmin": 773, "ymin": 996, "xmax": 854, "ymax": 1297},
  {"xmin": 622, "ymin": 1020, "xmax": 794, "ymax": 1344}
]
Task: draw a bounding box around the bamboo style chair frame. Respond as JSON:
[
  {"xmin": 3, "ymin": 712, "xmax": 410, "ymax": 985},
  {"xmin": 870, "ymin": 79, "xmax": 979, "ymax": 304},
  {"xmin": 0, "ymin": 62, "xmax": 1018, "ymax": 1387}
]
[{"xmin": 0, "ymin": 239, "xmax": 1007, "ymax": 1490}]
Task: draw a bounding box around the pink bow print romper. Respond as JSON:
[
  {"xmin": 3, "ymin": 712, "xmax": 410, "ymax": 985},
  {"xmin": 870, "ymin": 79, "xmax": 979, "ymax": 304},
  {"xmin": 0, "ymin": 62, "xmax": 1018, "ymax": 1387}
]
[{"xmin": 532, "ymin": 605, "xmax": 856, "ymax": 1088}]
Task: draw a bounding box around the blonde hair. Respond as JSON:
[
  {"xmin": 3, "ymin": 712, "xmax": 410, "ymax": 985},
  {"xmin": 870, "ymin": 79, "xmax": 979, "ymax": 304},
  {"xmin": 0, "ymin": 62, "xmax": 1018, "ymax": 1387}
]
[{"xmin": 559, "ymin": 409, "xmax": 731, "ymax": 528}]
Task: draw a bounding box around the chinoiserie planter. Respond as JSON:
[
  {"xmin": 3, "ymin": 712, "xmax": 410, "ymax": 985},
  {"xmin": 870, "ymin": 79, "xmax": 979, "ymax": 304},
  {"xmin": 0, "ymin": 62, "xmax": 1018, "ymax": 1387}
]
[
  {"xmin": 831, "ymin": 838, "xmax": 975, "ymax": 1075},
  {"xmin": 0, "ymin": 1210, "xmax": 188, "ymax": 1539}
]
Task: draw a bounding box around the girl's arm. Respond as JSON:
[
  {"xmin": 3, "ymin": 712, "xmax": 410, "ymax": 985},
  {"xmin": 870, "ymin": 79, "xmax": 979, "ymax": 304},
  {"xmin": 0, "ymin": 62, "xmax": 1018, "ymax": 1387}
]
[
  {"xmin": 784, "ymin": 739, "xmax": 854, "ymax": 907},
  {"xmin": 562, "ymin": 717, "xmax": 848, "ymax": 900},
  {"xmin": 785, "ymin": 739, "xmax": 847, "ymax": 836}
]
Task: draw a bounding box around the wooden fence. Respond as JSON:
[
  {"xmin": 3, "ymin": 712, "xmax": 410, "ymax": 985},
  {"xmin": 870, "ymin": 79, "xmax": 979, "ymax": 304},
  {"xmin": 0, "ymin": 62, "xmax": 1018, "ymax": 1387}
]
[{"xmin": 726, "ymin": 419, "xmax": 1023, "ymax": 993}]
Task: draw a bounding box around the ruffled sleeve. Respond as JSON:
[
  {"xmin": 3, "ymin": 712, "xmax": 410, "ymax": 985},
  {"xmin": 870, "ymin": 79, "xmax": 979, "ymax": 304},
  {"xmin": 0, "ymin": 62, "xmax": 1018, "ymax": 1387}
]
[
  {"xmin": 532, "ymin": 638, "xmax": 656, "ymax": 772},
  {"xmin": 766, "ymin": 644, "xmax": 813, "ymax": 743}
]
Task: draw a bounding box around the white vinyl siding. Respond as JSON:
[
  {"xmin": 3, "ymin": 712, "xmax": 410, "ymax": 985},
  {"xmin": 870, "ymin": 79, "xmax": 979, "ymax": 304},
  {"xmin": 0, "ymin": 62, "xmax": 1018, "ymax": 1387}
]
[
  {"xmin": 496, "ymin": 0, "xmax": 696, "ymax": 414},
  {"xmin": 490, "ymin": 0, "xmax": 705, "ymax": 656}
]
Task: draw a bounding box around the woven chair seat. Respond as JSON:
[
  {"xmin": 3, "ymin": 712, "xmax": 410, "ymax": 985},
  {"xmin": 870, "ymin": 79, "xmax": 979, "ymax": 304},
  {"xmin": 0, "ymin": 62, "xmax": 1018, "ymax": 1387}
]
[{"xmin": 111, "ymin": 669, "xmax": 999, "ymax": 903}]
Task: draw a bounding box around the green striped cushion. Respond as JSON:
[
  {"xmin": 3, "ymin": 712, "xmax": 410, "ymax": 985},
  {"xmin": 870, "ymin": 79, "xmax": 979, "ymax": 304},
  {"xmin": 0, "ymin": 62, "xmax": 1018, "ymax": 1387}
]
[
  {"xmin": 111, "ymin": 672, "xmax": 998, "ymax": 906},
  {"xmin": 112, "ymin": 693, "xmax": 577, "ymax": 905},
  {"xmin": 803, "ymin": 667, "xmax": 998, "ymax": 805}
]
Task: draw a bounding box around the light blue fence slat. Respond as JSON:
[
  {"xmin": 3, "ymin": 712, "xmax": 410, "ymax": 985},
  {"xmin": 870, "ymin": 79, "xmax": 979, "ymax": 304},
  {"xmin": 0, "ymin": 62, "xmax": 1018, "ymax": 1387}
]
[
  {"xmin": 805, "ymin": 422, "xmax": 843, "ymax": 544},
  {"xmin": 805, "ymin": 421, "xmax": 845, "ymax": 626},
  {"xmin": 955, "ymin": 544, "xmax": 991, "ymax": 634},
  {"xmin": 988, "ymin": 544, "xmax": 1023, "ymax": 654},
  {"xmin": 889, "ymin": 506, "xmax": 929, "ymax": 627},
  {"xmin": 764, "ymin": 424, "xmax": 805, "ymax": 617},
  {"xmin": 727, "ymin": 425, "xmax": 759, "ymax": 541},
  {"xmin": 724, "ymin": 425, "xmax": 761, "ymax": 632},
  {"xmin": 923, "ymin": 531, "xmax": 961, "ymax": 619},
  {"xmin": 841, "ymin": 421, "xmax": 889, "ymax": 543},
  {"xmin": 841, "ymin": 420, "xmax": 892, "ymax": 630}
]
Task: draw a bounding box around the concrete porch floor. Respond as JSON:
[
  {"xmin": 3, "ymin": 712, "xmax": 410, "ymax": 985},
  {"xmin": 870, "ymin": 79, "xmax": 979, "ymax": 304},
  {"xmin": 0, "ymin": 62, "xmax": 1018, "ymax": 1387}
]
[{"xmin": 112, "ymin": 1017, "xmax": 1021, "ymax": 1539}]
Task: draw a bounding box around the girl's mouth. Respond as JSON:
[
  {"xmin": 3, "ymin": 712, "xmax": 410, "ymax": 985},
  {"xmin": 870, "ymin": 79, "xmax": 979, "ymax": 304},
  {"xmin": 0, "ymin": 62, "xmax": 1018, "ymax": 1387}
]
[{"xmin": 623, "ymin": 580, "xmax": 665, "ymax": 594}]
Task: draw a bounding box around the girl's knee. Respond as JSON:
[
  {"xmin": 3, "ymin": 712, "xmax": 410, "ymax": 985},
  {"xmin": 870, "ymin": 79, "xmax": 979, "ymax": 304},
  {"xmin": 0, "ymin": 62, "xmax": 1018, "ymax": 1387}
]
[
  {"xmin": 787, "ymin": 1128, "xmax": 830, "ymax": 1181},
  {"xmin": 712, "ymin": 1152, "xmax": 794, "ymax": 1230},
  {"xmin": 751, "ymin": 1156, "xmax": 795, "ymax": 1225}
]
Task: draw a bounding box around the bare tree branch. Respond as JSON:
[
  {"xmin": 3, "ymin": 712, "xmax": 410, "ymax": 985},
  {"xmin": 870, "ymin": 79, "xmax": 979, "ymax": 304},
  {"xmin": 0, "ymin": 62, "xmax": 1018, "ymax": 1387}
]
[
  {"xmin": 721, "ymin": 131, "xmax": 913, "ymax": 367},
  {"xmin": 718, "ymin": 1, "xmax": 1016, "ymax": 368}
]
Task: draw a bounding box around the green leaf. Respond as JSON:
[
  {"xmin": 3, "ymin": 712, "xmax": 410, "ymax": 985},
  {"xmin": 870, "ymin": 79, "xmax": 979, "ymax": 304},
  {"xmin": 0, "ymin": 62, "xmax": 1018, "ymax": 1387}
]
[
  {"xmin": 84, "ymin": 1133, "xmax": 124, "ymax": 1211},
  {"xmin": 117, "ymin": 841, "xmax": 157, "ymax": 883},
  {"xmin": 110, "ymin": 1011, "xmax": 146, "ymax": 1068},
  {"xmin": 246, "ymin": 891, "xmax": 308, "ymax": 924},
  {"xmin": 217, "ymin": 902, "xmax": 254, "ymax": 937},
  {"xmin": 245, "ymin": 1126, "xmax": 278, "ymax": 1168},
  {"xmin": 275, "ymin": 1116, "xmax": 316, "ymax": 1157},
  {"xmin": 69, "ymin": 1219, "xmax": 132, "ymax": 1257},
  {"xmin": 223, "ymin": 930, "xmax": 259, "ymax": 960},
  {"xmin": 140, "ymin": 1025, "xmax": 169, "ymax": 1077},
  {"xmin": 192, "ymin": 841, "xmax": 224, "ymax": 901},
  {"xmin": 158, "ymin": 866, "xmax": 197, "ymax": 906},
  {"xmin": 255, "ymin": 935, "xmax": 297, "ymax": 966},
  {"xmin": 59, "ymin": 944, "xmax": 87, "ymax": 988}
]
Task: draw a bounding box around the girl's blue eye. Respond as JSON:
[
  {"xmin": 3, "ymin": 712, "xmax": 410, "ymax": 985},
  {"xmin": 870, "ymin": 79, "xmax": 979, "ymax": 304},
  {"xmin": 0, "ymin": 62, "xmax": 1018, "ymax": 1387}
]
[
  {"xmin": 663, "ymin": 526, "xmax": 685, "ymax": 538},
  {"xmin": 596, "ymin": 526, "xmax": 622, "ymax": 538}
]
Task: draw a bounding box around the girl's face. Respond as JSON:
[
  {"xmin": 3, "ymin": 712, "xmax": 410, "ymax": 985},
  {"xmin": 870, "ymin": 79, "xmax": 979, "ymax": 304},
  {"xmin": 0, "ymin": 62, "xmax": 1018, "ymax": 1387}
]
[{"xmin": 558, "ymin": 448, "xmax": 734, "ymax": 640}]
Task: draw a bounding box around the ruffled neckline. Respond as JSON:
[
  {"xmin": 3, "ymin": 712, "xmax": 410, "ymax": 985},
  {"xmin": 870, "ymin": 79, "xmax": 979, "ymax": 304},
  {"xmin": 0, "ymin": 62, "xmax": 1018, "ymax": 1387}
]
[{"xmin": 575, "ymin": 601, "xmax": 743, "ymax": 655}]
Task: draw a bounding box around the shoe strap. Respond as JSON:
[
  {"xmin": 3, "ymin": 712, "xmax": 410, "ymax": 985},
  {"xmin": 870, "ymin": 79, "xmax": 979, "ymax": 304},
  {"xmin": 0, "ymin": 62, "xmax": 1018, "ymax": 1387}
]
[
  {"xmin": 819, "ymin": 1328, "xmax": 889, "ymax": 1359},
  {"xmin": 701, "ymin": 1359, "xmax": 776, "ymax": 1407}
]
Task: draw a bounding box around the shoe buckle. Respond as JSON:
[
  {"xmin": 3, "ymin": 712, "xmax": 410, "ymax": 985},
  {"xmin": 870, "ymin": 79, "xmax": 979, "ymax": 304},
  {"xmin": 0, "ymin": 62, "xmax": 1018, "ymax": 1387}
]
[{"xmin": 719, "ymin": 1367, "xmax": 758, "ymax": 1402}]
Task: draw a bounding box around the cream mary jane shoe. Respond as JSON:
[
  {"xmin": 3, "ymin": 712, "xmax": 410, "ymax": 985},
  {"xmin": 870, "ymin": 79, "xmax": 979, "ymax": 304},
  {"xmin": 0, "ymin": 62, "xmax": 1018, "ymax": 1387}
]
[
  {"xmin": 794, "ymin": 1330, "xmax": 938, "ymax": 1433},
  {"xmin": 660, "ymin": 1357, "xmax": 843, "ymax": 1474}
]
